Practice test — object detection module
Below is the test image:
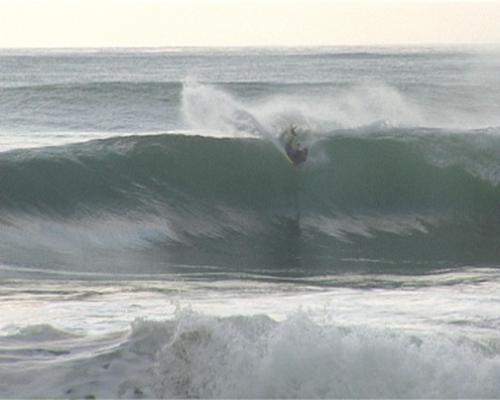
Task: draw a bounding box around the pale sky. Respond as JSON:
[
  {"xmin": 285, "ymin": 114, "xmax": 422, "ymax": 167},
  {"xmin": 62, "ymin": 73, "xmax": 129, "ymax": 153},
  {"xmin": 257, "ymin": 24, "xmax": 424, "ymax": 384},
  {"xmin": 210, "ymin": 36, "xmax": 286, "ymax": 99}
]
[{"xmin": 1, "ymin": 0, "xmax": 500, "ymax": 48}]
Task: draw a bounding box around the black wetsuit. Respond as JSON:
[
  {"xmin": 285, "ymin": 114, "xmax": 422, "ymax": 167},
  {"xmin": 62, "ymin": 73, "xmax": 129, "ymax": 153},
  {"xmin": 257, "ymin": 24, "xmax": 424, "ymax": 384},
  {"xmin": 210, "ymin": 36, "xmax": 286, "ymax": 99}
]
[{"xmin": 285, "ymin": 133, "xmax": 308, "ymax": 166}]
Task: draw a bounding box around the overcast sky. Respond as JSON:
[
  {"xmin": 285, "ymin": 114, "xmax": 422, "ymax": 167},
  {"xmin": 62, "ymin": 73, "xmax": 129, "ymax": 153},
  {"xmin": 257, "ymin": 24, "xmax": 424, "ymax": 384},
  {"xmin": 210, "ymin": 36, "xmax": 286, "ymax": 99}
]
[{"xmin": 1, "ymin": 0, "xmax": 499, "ymax": 48}]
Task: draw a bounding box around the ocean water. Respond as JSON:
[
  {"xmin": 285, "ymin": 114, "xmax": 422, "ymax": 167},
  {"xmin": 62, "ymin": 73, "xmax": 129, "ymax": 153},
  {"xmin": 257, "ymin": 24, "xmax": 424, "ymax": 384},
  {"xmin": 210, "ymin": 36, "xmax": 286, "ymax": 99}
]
[{"xmin": 1, "ymin": 46, "xmax": 500, "ymax": 398}]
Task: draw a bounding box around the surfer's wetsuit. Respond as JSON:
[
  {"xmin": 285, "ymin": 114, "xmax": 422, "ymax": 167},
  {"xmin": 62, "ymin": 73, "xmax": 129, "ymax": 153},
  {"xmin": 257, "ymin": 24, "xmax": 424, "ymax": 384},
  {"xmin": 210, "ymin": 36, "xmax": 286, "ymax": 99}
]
[{"xmin": 283, "ymin": 127, "xmax": 308, "ymax": 166}]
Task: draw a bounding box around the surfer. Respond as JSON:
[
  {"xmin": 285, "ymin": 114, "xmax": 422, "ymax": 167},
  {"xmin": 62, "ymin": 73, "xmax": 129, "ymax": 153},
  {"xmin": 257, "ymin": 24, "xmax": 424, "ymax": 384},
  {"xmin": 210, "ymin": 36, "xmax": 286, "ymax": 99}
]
[{"xmin": 281, "ymin": 125, "xmax": 308, "ymax": 166}]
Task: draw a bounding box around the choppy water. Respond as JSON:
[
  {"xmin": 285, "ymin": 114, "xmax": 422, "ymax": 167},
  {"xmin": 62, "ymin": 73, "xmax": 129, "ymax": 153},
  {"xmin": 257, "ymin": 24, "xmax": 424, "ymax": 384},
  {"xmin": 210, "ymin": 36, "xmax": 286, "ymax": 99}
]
[{"xmin": 1, "ymin": 46, "xmax": 500, "ymax": 398}]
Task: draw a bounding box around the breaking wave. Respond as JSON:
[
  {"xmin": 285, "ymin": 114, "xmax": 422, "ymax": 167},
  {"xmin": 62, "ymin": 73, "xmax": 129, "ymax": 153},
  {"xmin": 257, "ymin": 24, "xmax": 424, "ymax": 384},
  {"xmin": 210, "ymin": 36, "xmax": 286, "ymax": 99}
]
[
  {"xmin": 1, "ymin": 313, "xmax": 500, "ymax": 398},
  {"xmin": 1, "ymin": 129, "xmax": 500, "ymax": 276}
]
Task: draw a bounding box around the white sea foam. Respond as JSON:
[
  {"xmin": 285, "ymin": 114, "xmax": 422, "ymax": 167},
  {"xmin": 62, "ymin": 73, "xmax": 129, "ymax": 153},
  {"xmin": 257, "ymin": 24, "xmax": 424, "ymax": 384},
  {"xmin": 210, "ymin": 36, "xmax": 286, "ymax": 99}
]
[
  {"xmin": 1, "ymin": 312, "xmax": 500, "ymax": 398},
  {"xmin": 154, "ymin": 313, "xmax": 500, "ymax": 398}
]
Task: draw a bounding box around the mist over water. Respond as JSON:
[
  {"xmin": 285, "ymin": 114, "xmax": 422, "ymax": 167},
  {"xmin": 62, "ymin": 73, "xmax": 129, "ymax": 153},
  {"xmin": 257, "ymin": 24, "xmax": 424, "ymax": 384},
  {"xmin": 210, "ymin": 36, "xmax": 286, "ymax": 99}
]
[{"xmin": 1, "ymin": 47, "xmax": 500, "ymax": 398}]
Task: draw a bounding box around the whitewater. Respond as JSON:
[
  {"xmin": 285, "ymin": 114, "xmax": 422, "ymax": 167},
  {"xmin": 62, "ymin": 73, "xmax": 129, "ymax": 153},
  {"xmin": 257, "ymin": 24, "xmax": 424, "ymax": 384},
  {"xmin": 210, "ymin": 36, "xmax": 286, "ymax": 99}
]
[{"xmin": 1, "ymin": 46, "xmax": 500, "ymax": 398}]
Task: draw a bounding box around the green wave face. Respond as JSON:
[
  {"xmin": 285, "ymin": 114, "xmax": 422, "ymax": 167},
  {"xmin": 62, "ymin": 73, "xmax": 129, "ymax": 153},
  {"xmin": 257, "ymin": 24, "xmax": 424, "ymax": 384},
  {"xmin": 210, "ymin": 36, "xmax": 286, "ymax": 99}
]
[{"xmin": 1, "ymin": 131, "xmax": 500, "ymax": 276}]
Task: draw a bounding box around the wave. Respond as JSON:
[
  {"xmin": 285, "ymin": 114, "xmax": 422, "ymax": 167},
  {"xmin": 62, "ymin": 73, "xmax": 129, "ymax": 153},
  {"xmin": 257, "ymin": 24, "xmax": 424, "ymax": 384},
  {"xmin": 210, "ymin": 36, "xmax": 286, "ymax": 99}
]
[
  {"xmin": 1, "ymin": 313, "xmax": 499, "ymax": 398},
  {"xmin": 2, "ymin": 130, "xmax": 500, "ymax": 213},
  {"xmin": 1, "ymin": 130, "xmax": 500, "ymax": 275}
]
